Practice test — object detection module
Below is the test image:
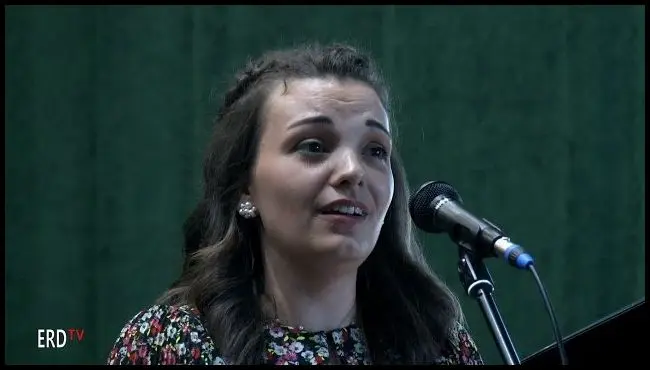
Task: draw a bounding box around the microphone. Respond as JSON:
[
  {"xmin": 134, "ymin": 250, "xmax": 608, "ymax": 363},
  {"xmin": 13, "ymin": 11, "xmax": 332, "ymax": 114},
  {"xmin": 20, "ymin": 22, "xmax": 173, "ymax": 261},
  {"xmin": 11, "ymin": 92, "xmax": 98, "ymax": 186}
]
[{"xmin": 408, "ymin": 181, "xmax": 534, "ymax": 270}]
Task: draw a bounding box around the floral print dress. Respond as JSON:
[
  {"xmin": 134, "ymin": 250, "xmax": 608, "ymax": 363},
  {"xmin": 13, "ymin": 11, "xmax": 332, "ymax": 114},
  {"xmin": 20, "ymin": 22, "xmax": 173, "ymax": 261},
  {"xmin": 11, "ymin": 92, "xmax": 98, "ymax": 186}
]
[{"xmin": 107, "ymin": 304, "xmax": 483, "ymax": 365}]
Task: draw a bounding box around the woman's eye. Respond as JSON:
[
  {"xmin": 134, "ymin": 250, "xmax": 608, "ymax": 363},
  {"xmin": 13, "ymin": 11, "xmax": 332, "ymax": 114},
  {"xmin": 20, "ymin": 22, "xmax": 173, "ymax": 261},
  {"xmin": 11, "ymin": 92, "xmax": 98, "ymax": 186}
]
[
  {"xmin": 295, "ymin": 139, "xmax": 326, "ymax": 154},
  {"xmin": 368, "ymin": 145, "xmax": 389, "ymax": 161}
]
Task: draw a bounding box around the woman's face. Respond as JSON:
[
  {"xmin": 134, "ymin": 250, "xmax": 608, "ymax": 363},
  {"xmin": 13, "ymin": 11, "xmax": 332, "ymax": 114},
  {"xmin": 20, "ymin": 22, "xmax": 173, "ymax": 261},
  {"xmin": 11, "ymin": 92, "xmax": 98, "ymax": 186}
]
[{"xmin": 247, "ymin": 77, "xmax": 394, "ymax": 265}]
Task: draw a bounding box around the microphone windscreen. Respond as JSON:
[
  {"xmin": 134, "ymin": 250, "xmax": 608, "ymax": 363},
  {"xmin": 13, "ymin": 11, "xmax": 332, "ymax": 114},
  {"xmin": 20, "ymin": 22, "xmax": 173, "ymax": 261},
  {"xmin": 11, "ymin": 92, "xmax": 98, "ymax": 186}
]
[{"xmin": 408, "ymin": 181, "xmax": 462, "ymax": 233}]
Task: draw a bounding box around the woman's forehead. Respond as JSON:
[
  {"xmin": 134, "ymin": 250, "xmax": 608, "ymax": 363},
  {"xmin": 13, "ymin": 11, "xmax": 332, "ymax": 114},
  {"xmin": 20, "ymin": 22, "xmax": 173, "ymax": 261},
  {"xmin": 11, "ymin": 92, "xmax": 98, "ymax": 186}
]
[{"xmin": 262, "ymin": 77, "xmax": 390, "ymax": 131}]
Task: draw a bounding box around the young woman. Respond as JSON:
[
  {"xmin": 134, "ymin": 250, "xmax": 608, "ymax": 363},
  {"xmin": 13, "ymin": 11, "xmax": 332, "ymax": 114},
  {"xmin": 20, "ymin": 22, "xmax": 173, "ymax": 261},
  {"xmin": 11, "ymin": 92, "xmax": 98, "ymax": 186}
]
[{"xmin": 107, "ymin": 43, "xmax": 483, "ymax": 365}]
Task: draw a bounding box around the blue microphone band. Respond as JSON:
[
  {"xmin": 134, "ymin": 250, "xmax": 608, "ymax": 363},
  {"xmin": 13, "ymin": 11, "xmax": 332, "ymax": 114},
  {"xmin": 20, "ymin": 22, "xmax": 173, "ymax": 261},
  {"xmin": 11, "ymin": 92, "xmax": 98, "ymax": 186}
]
[{"xmin": 503, "ymin": 244, "xmax": 534, "ymax": 269}]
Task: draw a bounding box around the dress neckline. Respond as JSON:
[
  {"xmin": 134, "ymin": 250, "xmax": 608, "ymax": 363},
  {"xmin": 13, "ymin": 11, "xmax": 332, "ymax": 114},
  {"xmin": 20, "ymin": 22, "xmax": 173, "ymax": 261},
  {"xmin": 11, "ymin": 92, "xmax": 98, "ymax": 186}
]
[{"xmin": 263, "ymin": 317, "xmax": 359, "ymax": 335}]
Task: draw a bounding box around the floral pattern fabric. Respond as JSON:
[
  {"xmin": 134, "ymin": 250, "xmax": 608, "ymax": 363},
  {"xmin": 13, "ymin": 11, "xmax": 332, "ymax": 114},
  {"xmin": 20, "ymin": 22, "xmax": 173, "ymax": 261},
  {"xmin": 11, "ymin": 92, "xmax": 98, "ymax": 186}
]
[{"xmin": 107, "ymin": 304, "xmax": 483, "ymax": 365}]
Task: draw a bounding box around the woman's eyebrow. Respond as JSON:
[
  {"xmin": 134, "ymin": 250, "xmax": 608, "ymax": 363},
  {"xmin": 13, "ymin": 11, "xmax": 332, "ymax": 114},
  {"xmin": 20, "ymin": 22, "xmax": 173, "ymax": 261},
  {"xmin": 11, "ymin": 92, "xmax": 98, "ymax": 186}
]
[{"xmin": 287, "ymin": 115, "xmax": 391, "ymax": 138}]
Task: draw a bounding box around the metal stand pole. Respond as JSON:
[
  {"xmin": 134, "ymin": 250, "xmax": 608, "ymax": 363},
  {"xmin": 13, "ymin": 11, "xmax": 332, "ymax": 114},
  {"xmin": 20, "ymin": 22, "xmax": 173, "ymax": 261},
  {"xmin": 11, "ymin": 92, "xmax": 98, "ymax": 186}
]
[{"xmin": 458, "ymin": 248, "xmax": 521, "ymax": 365}]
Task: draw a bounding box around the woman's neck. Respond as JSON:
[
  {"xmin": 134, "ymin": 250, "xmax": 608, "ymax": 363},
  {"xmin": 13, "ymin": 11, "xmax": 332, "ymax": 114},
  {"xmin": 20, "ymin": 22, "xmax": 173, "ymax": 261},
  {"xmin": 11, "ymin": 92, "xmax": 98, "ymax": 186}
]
[{"xmin": 261, "ymin": 247, "xmax": 358, "ymax": 332}]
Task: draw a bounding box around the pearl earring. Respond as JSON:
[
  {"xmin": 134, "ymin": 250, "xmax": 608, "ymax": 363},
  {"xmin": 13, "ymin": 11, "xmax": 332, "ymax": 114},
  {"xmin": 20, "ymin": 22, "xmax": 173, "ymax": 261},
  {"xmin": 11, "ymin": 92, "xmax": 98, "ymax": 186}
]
[{"xmin": 238, "ymin": 200, "xmax": 257, "ymax": 219}]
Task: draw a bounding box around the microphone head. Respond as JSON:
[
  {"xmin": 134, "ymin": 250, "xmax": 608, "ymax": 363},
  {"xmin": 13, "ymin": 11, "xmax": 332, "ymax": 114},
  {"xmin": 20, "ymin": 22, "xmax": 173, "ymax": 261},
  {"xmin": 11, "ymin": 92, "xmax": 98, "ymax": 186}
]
[{"xmin": 408, "ymin": 181, "xmax": 462, "ymax": 233}]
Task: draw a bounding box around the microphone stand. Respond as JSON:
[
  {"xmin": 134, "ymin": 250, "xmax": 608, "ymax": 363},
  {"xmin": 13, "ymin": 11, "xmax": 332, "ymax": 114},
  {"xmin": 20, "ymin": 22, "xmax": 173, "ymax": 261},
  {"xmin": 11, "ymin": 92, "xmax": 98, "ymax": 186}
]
[{"xmin": 457, "ymin": 247, "xmax": 521, "ymax": 365}]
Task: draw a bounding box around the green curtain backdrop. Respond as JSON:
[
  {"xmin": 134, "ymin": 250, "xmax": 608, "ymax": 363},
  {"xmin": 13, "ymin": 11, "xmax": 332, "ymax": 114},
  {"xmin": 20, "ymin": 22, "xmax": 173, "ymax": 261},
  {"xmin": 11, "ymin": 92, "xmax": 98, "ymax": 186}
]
[{"xmin": 5, "ymin": 5, "xmax": 644, "ymax": 365}]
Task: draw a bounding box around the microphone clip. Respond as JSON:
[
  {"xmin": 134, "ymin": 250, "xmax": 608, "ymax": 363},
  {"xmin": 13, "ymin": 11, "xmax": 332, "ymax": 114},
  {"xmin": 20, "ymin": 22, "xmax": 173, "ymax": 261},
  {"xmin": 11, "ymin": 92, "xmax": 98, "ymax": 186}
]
[{"xmin": 450, "ymin": 217, "xmax": 505, "ymax": 259}]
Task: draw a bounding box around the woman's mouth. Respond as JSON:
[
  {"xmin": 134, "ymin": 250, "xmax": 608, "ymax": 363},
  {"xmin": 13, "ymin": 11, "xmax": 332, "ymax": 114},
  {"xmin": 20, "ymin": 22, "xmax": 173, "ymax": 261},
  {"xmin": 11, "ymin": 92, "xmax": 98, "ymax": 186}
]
[
  {"xmin": 319, "ymin": 199, "xmax": 369, "ymax": 217},
  {"xmin": 320, "ymin": 205, "xmax": 367, "ymax": 217},
  {"xmin": 317, "ymin": 199, "xmax": 370, "ymax": 231}
]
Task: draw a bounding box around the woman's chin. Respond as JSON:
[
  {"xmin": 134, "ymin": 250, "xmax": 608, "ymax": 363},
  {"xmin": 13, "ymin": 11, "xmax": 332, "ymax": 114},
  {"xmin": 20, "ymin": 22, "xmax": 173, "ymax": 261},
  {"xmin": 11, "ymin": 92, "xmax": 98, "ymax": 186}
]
[{"xmin": 309, "ymin": 234, "xmax": 374, "ymax": 262}]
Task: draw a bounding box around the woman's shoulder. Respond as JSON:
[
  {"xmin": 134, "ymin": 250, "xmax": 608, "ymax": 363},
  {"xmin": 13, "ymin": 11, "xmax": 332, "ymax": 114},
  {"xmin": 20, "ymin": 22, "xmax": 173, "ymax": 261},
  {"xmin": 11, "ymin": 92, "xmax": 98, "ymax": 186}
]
[
  {"xmin": 106, "ymin": 304, "xmax": 227, "ymax": 365},
  {"xmin": 437, "ymin": 321, "xmax": 484, "ymax": 365}
]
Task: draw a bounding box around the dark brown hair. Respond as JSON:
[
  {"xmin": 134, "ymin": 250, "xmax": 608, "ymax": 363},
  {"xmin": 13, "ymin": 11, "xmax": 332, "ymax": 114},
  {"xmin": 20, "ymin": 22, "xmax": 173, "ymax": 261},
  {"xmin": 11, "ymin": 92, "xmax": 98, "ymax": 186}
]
[{"xmin": 158, "ymin": 43, "xmax": 462, "ymax": 364}]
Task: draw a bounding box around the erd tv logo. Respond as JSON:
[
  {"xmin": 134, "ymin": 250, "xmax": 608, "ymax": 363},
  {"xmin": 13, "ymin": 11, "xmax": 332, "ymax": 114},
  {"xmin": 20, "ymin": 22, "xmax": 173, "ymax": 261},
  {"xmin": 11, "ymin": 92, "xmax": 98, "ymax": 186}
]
[{"xmin": 37, "ymin": 329, "xmax": 85, "ymax": 349}]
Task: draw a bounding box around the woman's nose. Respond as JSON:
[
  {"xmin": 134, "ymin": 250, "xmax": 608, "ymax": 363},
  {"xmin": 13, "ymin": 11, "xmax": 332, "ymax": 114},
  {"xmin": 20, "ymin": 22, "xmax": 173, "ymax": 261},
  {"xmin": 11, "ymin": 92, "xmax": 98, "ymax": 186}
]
[{"xmin": 329, "ymin": 150, "xmax": 365, "ymax": 189}]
